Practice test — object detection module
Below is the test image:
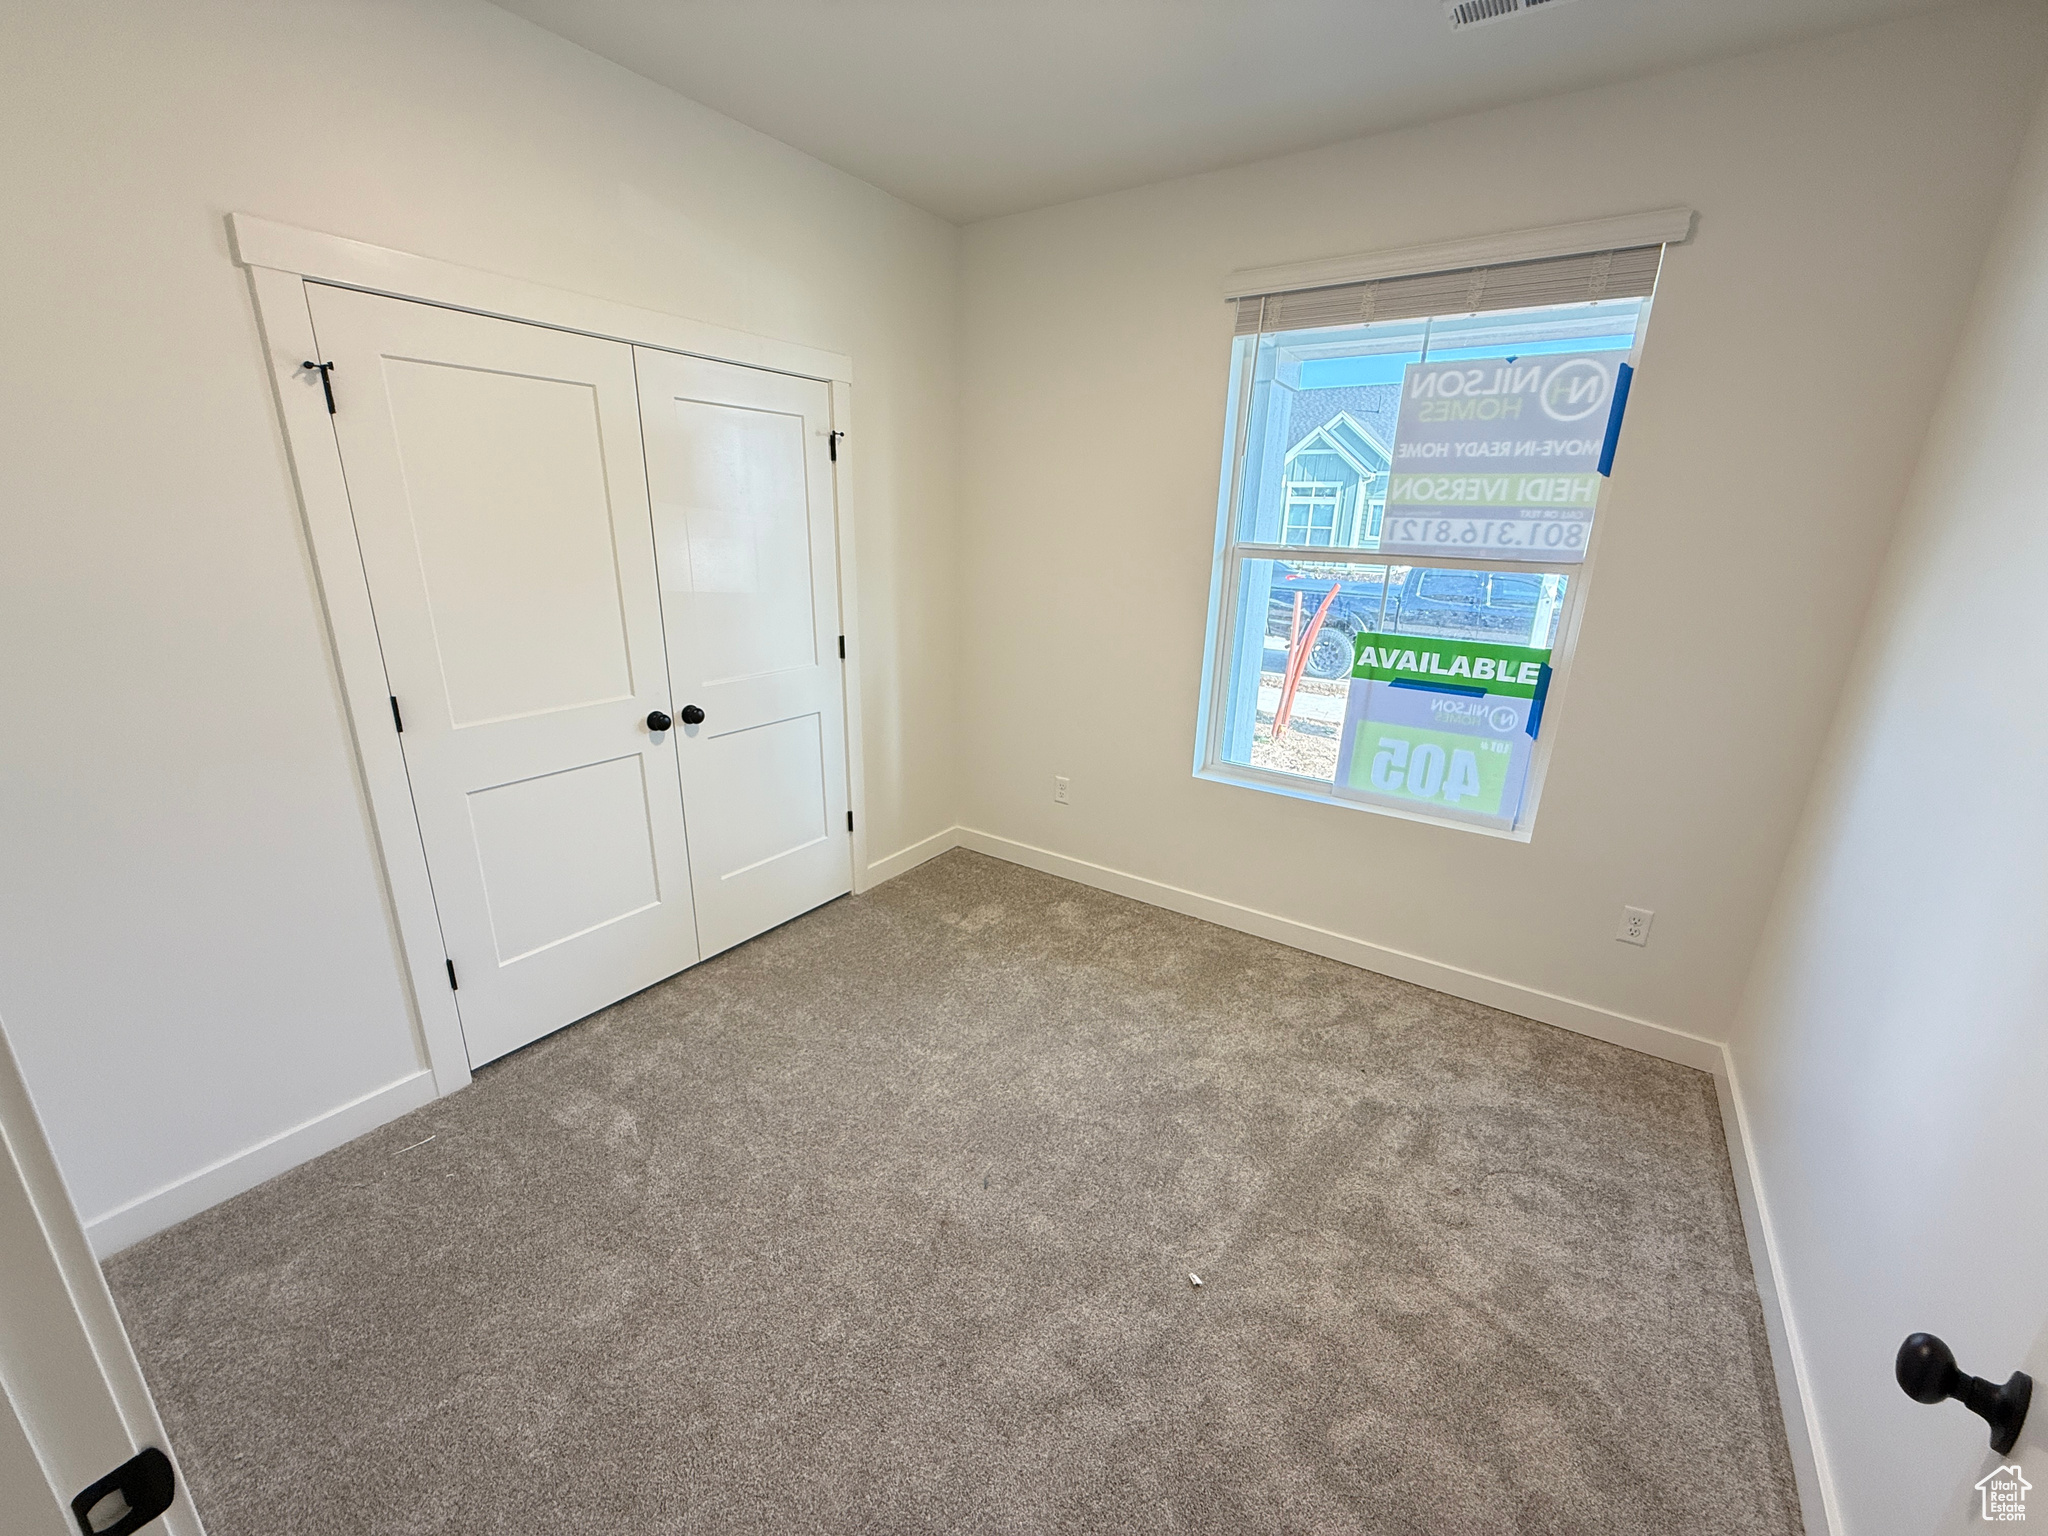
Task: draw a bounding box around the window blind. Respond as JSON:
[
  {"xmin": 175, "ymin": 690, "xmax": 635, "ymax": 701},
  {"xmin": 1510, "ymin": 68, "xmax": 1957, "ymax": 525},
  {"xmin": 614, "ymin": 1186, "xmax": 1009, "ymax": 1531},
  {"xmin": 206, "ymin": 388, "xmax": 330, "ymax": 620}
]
[{"xmin": 1231, "ymin": 244, "xmax": 1663, "ymax": 337}]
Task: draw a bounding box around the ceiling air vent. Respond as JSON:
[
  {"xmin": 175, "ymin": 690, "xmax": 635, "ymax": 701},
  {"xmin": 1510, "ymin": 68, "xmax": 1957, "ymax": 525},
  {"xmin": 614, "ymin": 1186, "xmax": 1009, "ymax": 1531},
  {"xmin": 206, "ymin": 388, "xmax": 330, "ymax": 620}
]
[{"xmin": 1444, "ymin": 0, "xmax": 1579, "ymax": 30}]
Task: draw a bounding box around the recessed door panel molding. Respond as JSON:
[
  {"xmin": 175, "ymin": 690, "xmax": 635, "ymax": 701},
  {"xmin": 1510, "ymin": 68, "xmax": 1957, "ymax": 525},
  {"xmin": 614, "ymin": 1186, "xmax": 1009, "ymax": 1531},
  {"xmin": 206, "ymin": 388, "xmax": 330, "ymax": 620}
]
[
  {"xmin": 309, "ymin": 285, "xmax": 701, "ymax": 1065},
  {"xmin": 382, "ymin": 358, "xmax": 636, "ymax": 728},
  {"xmin": 637, "ymin": 348, "xmax": 853, "ymax": 958},
  {"xmin": 691, "ymin": 714, "xmax": 831, "ymax": 881},
  {"xmin": 656, "ymin": 397, "xmax": 819, "ymax": 685},
  {"xmin": 466, "ymin": 755, "xmax": 662, "ymax": 964}
]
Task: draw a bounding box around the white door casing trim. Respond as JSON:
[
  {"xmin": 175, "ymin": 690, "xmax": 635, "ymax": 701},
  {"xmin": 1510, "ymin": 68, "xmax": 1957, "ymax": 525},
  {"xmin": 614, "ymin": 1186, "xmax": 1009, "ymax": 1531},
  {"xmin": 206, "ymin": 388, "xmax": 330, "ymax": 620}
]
[
  {"xmin": 831, "ymin": 379, "xmax": 874, "ymax": 893},
  {"xmin": 236, "ymin": 216, "xmax": 868, "ymax": 1153},
  {"xmin": 231, "ymin": 215, "xmax": 853, "ymax": 384},
  {"xmin": 0, "ymin": 1015, "xmax": 206, "ymax": 1533}
]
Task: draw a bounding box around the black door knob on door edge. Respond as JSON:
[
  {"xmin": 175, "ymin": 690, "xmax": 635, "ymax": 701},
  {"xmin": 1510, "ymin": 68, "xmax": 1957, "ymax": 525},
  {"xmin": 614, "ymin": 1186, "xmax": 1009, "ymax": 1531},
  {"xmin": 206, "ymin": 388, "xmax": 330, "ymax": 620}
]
[
  {"xmin": 646, "ymin": 710, "xmax": 672, "ymax": 732},
  {"xmin": 1897, "ymin": 1332, "xmax": 2032, "ymax": 1453},
  {"xmin": 679, "ymin": 705, "xmax": 706, "ymax": 726}
]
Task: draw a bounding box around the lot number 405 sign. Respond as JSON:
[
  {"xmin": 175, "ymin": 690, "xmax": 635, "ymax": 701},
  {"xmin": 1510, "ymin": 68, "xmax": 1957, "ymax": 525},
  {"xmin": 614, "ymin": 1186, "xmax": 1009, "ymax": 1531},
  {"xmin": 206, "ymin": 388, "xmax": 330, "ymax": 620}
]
[{"xmin": 1365, "ymin": 727, "xmax": 1516, "ymax": 808}]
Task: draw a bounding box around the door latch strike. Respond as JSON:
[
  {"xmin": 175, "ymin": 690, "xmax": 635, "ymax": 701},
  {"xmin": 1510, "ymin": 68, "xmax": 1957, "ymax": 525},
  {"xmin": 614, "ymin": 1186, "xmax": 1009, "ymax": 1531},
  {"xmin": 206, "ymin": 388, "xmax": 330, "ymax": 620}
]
[
  {"xmin": 828, "ymin": 430, "xmax": 844, "ymax": 462},
  {"xmin": 846, "ymin": 811, "xmax": 854, "ymax": 833},
  {"xmin": 301, "ymin": 359, "xmax": 337, "ymax": 414},
  {"xmin": 446, "ymin": 959, "xmax": 458, "ymax": 991},
  {"xmin": 390, "ymin": 695, "xmax": 404, "ymax": 733},
  {"xmin": 838, "ymin": 635, "xmax": 846, "ymax": 660}
]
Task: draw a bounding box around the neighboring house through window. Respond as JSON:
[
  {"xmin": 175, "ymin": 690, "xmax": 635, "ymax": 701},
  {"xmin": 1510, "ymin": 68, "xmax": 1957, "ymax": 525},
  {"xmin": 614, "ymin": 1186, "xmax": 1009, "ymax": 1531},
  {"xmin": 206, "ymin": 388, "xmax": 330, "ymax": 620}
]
[{"xmin": 1282, "ymin": 408, "xmax": 1390, "ymax": 548}]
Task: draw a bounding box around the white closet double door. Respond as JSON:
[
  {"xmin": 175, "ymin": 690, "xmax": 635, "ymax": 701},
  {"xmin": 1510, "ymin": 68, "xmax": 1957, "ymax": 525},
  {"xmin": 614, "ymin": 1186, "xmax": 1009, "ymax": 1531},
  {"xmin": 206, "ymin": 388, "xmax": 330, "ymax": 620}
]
[{"xmin": 309, "ymin": 286, "xmax": 851, "ymax": 1065}]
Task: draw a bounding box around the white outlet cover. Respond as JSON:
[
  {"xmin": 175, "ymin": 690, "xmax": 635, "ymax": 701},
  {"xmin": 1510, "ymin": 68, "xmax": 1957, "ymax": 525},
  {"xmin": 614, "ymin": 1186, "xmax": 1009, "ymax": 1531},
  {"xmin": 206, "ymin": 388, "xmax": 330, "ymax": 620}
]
[
  {"xmin": 1054, "ymin": 775, "xmax": 1070, "ymax": 804},
  {"xmin": 1616, "ymin": 906, "xmax": 1654, "ymax": 946}
]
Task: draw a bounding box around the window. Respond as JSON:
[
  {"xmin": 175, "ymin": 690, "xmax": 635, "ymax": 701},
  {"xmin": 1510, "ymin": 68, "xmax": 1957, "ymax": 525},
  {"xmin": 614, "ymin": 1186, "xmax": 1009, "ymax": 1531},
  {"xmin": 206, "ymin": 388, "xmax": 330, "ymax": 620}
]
[
  {"xmin": 1194, "ymin": 236, "xmax": 1664, "ymax": 834},
  {"xmin": 1282, "ymin": 481, "xmax": 1342, "ymax": 545}
]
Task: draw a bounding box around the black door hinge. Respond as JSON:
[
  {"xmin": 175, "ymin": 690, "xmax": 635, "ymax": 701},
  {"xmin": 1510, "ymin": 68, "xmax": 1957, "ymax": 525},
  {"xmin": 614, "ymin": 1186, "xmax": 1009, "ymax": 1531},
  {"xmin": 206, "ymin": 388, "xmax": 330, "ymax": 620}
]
[
  {"xmin": 302, "ymin": 359, "xmax": 337, "ymax": 414},
  {"xmin": 390, "ymin": 695, "xmax": 404, "ymax": 733},
  {"xmin": 846, "ymin": 811, "xmax": 854, "ymax": 832},
  {"xmin": 71, "ymin": 1447, "xmax": 175, "ymax": 1536},
  {"xmin": 837, "ymin": 635, "xmax": 846, "ymax": 659},
  {"xmin": 446, "ymin": 959, "xmax": 458, "ymax": 991},
  {"xmin": 828, "ymin": 430, "xmax": 844, "ymax": 462}
]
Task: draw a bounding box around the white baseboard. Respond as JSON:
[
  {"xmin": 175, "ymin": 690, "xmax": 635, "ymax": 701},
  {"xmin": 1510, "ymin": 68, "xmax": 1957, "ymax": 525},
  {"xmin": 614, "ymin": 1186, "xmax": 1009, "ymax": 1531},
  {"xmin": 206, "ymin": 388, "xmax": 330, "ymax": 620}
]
[
  {"xmin": 1713, "ymin": 1054, "xmax": 1839, "ymax": 1536},
  {"xmin": 85, "ymin": 1069, "xmax": 437, "ymax": 1258},
  {"xmin": 864, "ymin": 824, "xmax": 965, "ymax": 886},
  {"xmin": 953, "ymin": 826, "xmax": 1724, "ymax": 1071}
]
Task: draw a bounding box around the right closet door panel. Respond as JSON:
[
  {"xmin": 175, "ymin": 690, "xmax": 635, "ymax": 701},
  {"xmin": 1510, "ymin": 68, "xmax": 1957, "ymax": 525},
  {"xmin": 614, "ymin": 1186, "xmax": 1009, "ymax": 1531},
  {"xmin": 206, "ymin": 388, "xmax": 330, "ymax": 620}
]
[{"xmin": 635, "ymin": 349, "xmax": 853, "ymax": 958}]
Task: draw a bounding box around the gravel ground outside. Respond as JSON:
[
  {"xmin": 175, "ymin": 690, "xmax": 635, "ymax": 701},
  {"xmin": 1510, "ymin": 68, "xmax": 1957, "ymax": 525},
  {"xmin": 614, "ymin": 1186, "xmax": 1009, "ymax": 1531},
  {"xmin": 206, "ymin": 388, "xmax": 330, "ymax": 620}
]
[{"xmin": 1250, "ymin": 675, "xmax": 1347, "ymax": 783}]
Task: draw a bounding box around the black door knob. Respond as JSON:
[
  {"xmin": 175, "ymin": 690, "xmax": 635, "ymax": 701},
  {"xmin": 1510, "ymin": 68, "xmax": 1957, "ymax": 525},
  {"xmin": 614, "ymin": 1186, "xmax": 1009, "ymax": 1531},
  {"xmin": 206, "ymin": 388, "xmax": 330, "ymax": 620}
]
[
  {"xmin": 679, "ymin": 705, "xmax": 706, "ymax": 726},
  {"xmin": 1897, "ymin": 1332, "xmax": 2033, "ymax": 1454},
  {"xmin": 646, "ymin": 710, "xmax": 672, "ymax": 733}
]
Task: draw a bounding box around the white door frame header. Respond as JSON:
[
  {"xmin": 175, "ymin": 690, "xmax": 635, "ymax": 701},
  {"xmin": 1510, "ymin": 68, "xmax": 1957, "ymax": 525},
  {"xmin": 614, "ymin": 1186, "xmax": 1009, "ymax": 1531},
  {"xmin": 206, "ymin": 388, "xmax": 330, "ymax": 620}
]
[{"xmin": 229, "ymin": 214, "xmax": 854, "ymax": 385}]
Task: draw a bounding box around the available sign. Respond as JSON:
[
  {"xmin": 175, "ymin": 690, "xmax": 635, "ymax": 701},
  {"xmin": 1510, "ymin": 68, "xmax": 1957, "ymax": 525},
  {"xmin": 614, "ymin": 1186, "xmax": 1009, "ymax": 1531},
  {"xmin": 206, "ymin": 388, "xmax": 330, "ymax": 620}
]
[
  {"xmin": 1349, "ymin": 636, "xmax": 1547, "ymax": 695},
  {"xmin": 1379, "ymin": 352, "xmax": 1626, "ymax": 563},
  {"xmin": 1332, "ymin": 634, "xmax": 1552, "ymax": 827}
]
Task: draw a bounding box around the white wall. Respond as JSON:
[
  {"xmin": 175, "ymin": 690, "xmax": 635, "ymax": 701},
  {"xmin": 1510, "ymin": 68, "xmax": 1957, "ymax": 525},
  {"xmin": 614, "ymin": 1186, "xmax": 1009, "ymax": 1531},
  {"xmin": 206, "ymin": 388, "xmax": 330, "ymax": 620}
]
[
  {"xmin": 0, "ymin": 0, "xmax": 959, "ymax": 1240},
  {"xmin": 956, "ymin": 2, "xmax": 2048, "ymax": 1047},
  {"xmin": 1727, "ymin": 74, "xmax": 2048, "ymax": 1536}
]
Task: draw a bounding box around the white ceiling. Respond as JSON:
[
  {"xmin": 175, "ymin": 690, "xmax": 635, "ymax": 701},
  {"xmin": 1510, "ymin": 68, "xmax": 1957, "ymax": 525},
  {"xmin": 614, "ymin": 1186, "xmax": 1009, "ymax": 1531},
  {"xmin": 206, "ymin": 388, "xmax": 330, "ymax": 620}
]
[{"xmin": 496, "ymin": 0, "xmax": 1959, "ymax": 223}]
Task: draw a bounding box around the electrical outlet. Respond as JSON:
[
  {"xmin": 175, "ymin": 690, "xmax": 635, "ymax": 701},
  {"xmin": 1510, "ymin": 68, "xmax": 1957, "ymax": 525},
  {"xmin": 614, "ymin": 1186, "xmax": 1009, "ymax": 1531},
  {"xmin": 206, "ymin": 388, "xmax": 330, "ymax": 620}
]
[
  {"xmin": 1616, "ymin": 906, "xmax": 1654, "ymax": 946},
  {"xmin": 1054, "ymin": 775, "xmax": 1070, "ymax": 805}
]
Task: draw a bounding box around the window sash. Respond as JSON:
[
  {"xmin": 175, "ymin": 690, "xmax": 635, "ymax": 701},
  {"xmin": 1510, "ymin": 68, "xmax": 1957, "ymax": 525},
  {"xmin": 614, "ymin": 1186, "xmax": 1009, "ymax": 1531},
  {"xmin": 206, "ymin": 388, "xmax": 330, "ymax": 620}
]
[
  {"xmin": 1227, "ymin": 543, "xmax": 1579, "ymax": 576},
  {"xmin": 1200, "ymin": 547, "xmax": 1580, "ymax": 830}
]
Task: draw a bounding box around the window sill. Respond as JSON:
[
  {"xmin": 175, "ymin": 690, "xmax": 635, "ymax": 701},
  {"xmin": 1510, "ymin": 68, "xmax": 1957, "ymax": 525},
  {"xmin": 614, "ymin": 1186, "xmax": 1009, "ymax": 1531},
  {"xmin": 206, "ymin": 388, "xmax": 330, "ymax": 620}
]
[{"xmin": 1192, "ymin": 761, "xmax": 1537, "ymax": 843}]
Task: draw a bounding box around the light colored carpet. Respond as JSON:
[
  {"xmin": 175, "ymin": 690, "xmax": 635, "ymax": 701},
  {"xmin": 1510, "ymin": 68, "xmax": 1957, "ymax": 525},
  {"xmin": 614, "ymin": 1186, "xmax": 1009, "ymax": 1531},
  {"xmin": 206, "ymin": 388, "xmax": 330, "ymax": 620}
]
[{"xmin": 106, "ymin": 849, "xmax": 1801, "ymax": 1535}]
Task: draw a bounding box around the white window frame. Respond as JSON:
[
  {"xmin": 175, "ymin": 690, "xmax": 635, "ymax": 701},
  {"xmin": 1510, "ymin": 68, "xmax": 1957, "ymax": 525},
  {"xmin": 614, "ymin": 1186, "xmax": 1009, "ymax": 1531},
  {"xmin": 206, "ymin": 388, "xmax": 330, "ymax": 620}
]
[
  {"xmin": 1191, "ymin": 212, "xmax": 1689, "ymax": 841},
  {"xmin": 1280, "ymin": 480, "xmax": 1343, "ymax": 546}
]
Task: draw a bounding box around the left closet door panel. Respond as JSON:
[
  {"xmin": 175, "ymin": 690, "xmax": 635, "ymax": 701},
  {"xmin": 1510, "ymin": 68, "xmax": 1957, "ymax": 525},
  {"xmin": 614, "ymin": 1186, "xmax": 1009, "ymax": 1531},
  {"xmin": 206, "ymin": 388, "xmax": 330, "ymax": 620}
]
[{"xmin": 308, "ymin": 285, "xmax": 700, "ymax": 1066}]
